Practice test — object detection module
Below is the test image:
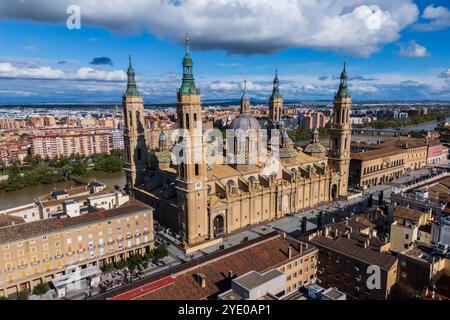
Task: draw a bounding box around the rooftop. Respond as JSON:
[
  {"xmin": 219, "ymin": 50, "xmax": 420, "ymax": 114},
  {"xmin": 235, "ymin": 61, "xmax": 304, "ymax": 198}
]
[
  {"xmin": 233, "ymin": 269, "xmax": 283, "ymax": 291},
  {"xmin": 309, "ymin": 235, "xmax": 397, "ymax": 271},
  {"xmin": 114, "ymin": 233, "xmax": 316, "ymax": 300},
  {"xmin": 0, "ymin": 199, "xmax": 152, "ymax": 244},
  {"xmin": 394, "ymin": 207, "xmax": 424, "ymax": 222}
]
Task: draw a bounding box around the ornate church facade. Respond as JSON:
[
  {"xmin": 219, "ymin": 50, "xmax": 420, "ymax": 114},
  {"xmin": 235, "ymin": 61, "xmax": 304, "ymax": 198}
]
[{"xmin": 123, "ymin": 37, "xmax": 352, "ymax": 245}]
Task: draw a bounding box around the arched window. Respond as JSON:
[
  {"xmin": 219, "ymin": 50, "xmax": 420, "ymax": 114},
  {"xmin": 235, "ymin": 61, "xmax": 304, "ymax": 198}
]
[{"xmin": 227, "ymin": 180, "xmax": 236, "ymax": 188}]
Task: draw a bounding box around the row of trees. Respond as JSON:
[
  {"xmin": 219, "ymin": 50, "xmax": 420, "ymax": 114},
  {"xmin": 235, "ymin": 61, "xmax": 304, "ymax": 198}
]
[
  {"xmin": 0, "ymin": 151, "xmax": 124, "ymax": 192},
  {"xmin": 287, "ymin": 127, "xmax": 330, "ymax": 144},
  {"xmin": 102, "ymin": 244, "xmax": 169, "ymax": 274},
  {"xmin": 363, "ymin": 113, "xmax": 438, "ymax": 129}
]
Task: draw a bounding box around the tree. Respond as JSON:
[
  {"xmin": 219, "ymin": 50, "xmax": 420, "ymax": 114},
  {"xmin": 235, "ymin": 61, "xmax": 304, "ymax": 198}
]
[
  {"xmin": 127, "ymin": 254, "xmax": 143, "ymax": 272},
  {"xmin": 33, "ymin": 282, "xmax": 50, "ymax": 300},
  {"xmin": 154, "ymin": 244, "xmax": 169, "ymax": 260},
  {"xmin": 17, "ymin": 290, "xmax": 29, "ymax": 300},
  {"xmin": 115, "ymin": 259, "xmax": 129, "ymax": 270},
  {"xmin": 102, "ymin": 263, "xmax": 115, "ymax": 275}
]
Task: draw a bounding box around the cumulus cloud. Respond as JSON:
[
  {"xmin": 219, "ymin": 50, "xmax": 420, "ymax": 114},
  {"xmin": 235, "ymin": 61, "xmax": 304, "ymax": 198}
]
[
  {"xmin": 90, "ymin": 57, "xmax": 113, "ymax": 66},
  {"xmin": 398, "ymin": 40, "xmax": 428, "ymax": 57},
  {"xmin": 0, "ymin": 0, "xmax": 420, "ymax": 56},
  {"xmin": 318, "ymin": 74, "xmax": 378, "ymax": 81},
  {"xmin": 439, "ymin": 68, "xmax": 450, "ymax": 78},
  {"xmin": 413, "ymin": 4, "xmax": 450, "ymax": 31},
  {"xmin": 0, "ymin": 62, "xmax": 126, "ymax": 81}
]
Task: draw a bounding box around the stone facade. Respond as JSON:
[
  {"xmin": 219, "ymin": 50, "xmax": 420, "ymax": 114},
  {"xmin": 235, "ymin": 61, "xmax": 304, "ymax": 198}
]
[{"xmin": 125, "ymin": 38, "xmax": 352, "ymax": 245}]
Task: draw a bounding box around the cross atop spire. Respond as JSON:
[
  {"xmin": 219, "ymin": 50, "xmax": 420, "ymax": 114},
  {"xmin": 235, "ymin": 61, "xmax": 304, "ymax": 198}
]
[
  {"xmin": 128, "ymin": 54, "xmax": 132, "ymax": 67},
  {"xmin": 185, "ymin": 33, "xmax": 189, "ymax": 54}
]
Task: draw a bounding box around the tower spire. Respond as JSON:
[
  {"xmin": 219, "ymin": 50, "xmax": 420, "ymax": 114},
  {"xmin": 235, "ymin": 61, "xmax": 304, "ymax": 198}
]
[
  {"xmin": 271, "ymin": 68, "xmax": 281, "ymax": 98},
  {"xmin": 336, "ymin": 60, "xmax": 349, "ymax": 98},
  {"xmin": 240, "ymin": 79, "xmax": 250, "ymax": 113},
  {"xmin": 179, "ymin": 33, "xmax": 198, "ymax": 95},
  {"xmin": 125, "ymin": 55, "xmax": 140, "ymax": 97}
]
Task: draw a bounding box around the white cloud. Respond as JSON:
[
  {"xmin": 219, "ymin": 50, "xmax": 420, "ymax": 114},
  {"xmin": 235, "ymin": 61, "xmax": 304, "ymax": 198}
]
[
  {"xmin": 439, "ymin": 68, "xmax": 450, "ymax": 78},
  {"xmin": 0, "ymin": 0, "xmax": 420, "ymax": 56},
  {"xmin": 413, "ymin": 4, "xmax": 450, "ymax": 31},
  {"xmin": 398, "ymin": 40, "xmax": 428, "ymax": 57},
  {"xmin": 0, "ymin": 63, "xmax": 126, "ymax": 81}
]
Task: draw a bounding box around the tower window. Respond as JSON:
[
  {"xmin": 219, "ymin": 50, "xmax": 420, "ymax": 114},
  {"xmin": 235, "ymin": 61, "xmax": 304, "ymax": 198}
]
[
  {"xmin": 186, "ymin": 113, "xmax": 190, "ymax": 129},
  {"xmin": 195, "ymin": 163, "xmax": 199, "ymax": 176},
  {"xmin": 193, "ymin": 113, "xmax": 197, "ymax": 128},
  {"xmin": 129, "ymin": 111, "xmax": 133, "ymax": 127}
]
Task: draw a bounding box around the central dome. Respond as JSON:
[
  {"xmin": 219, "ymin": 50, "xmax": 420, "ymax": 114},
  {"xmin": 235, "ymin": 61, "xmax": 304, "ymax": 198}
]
[{"xmin": 230, "ymin": 113, "xmax": 261, "ymax": 131}]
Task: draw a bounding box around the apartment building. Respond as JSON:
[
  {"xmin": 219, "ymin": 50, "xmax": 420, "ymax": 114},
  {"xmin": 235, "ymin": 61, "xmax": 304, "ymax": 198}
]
[
  {"xmin": 298, "ymin": 111, "xmax": 328, "ymax": 129},
  {"xmin": 307, "ymin": 216, "xmax": 398, "ymax": 300},
  {"xmin": 31, "ymin": 128, "xmax": 113, "ymax": 159},
  {"xmin": 109, "ymin": 232, "xmax": 318, "ymax": 300},
  {"xmin": 0, "ymin": 198, "xmax": 154, "ymax": 298},
  {"xmin": 390, "ymin": 207, "xmax": 433, "ymax": 253}
]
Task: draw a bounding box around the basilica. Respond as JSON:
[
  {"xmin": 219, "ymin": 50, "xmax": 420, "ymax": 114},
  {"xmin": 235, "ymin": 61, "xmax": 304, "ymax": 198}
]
[{"xmin": 122, "ymin": 36, "xmax": 352, "ymax": 245}]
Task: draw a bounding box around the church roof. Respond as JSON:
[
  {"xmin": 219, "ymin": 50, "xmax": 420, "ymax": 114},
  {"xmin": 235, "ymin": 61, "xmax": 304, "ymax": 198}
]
[
  {"xmin": 230, "ymin": 113, "xmax": 261, "ymax": 131},
  {"xmin": 304, "ymin": 142, "xmax": 326, "ymax": 154},
  {"xmin": 150, "ymin": 150, "xmax": 172, "ymax": 163}
]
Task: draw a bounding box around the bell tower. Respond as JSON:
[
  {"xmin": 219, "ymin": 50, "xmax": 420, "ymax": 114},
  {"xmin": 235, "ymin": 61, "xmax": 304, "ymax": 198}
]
[
  {"xmin": 175, "ymin": 34, "xmax": 209, "ymax": 244},
  {"xmin": 269, "ymin": 69, "xmax": 283, "ymax": 129},
  {"xmin": 329, "ymin": 62, "xmax": 352, "ymax": 197},
  {"xmin": 123, "ymin": 56, "xmax": 148, "ymax": 190}
]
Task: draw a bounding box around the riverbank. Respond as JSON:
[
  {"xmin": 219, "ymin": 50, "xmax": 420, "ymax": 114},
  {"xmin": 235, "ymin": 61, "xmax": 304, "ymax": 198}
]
[{"xmin": 0, "ymin": 171, "xmax": 126, "ymax": 211}]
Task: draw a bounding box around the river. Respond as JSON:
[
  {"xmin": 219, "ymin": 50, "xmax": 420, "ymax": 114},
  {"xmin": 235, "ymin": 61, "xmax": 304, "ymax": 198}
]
[{"xmin": 0, "ymin": 171, "xmax": 126, "ymax": 211}]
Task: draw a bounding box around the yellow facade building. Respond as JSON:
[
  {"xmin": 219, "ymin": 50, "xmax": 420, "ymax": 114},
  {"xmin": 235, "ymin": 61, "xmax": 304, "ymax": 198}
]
[
  {"xmin": 0, "ymin": 199, "xmax": 153, "ymax": 297},
  {"xmin": 124, "ymin": 36, "xmax": 352, "ymax": 246}
]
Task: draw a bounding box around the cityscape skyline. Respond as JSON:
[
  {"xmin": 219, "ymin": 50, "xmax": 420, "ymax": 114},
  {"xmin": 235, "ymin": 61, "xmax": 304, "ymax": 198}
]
[{"xmin": 0, "ymin": 0, "xmax": 449, "ymax": 103}]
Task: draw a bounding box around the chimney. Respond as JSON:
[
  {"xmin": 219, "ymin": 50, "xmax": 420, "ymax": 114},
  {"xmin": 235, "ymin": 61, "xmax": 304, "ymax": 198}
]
[
  {"xmin": 196, "ymin": 273, "xmax": 206, "ymax": 288},
  {"xmin": 364, "ymin": 239, "xmax": 370, "ymax": 249},
  {"xmin": 346, "ymin": 232, "xmax": 351, "ymax": 239},
  {"xmin": 298, "ymin": 243, "xmax": 303, "ymax": 254},
  {"xmin": 228, "ymin": 271, "xmax": 234, "ymax": 279},
  {"xmin": 288, "ymin": 246, "xmax": 292, "ymax": 259}
]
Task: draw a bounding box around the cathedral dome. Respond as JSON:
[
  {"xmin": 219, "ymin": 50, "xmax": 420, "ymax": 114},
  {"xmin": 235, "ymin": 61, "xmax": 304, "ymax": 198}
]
[
  {"xmin": 304, "ymin": 142, "xmax": 326, "ymax": 154},
  {"xmin": 230, "ymin": 113, "xmax": 261, "ymax": 131}
]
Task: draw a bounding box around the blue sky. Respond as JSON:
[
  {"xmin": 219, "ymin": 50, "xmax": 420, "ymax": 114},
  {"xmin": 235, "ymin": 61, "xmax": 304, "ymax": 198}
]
[{"xmin": 0, "ymin": 0, "xmax": 449, "ymax": 103}]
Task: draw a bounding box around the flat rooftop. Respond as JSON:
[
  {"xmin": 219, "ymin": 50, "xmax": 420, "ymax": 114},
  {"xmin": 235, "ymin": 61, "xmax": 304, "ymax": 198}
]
[{"xmin": 234, "ymin": 269, "xmax": 284, "ymax": 291}]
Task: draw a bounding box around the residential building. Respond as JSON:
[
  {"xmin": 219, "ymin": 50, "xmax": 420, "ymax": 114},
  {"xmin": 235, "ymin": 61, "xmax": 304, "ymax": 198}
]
[
  {"xmin": 307, "ymin": 216, "xmax": 398, "ymax": 300},
  {"xmin": 390, "ymin": 207, "xmax": 432, "ymax": 253},
  {"xmin": 0, "ymin": 198, "xmax": 154, "ymax": 297},
  {"xmin": 109, "ymin": 232, "xmax": 318, "ymax": 300}
]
